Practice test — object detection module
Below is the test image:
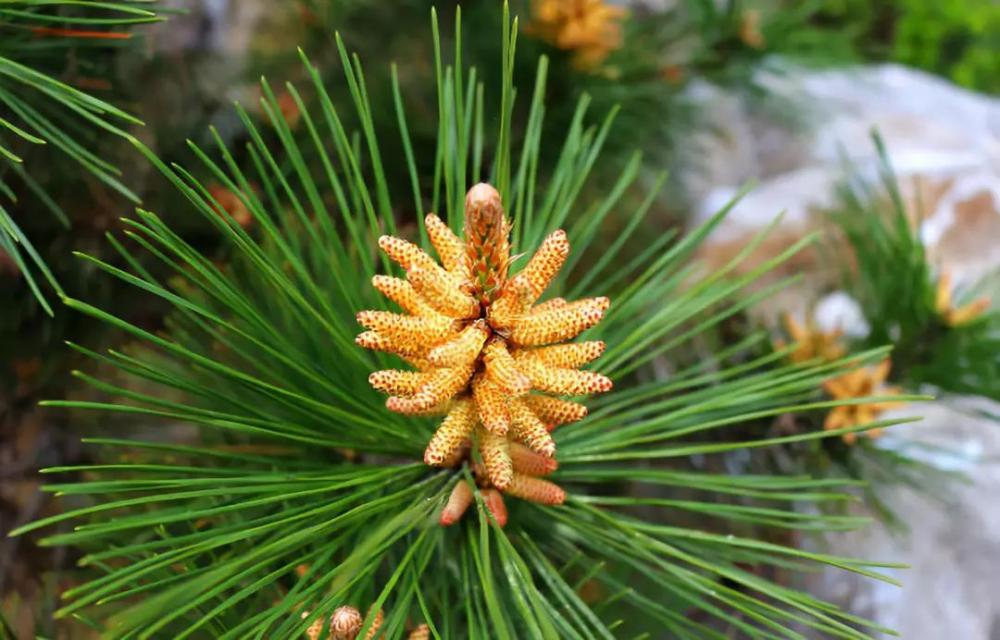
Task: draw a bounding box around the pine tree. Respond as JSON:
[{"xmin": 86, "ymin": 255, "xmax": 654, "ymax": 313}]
[{"xmin": 11, "ymin": 7, "xmax": 918, "ymax": 638}]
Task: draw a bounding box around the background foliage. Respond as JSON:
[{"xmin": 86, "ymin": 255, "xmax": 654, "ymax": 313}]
[
  {"xmin": 814, "ymin": 0, "xmax": 1000, "ymax": 93},
  {"xmin": 0, "ymin": 0, "xmax": 161, "ymax": 312}
]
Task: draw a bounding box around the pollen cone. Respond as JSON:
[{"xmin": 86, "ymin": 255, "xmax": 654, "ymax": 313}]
[{"xmin": 358, "ymin": 183, "xmax": 612, "ymax": 525}]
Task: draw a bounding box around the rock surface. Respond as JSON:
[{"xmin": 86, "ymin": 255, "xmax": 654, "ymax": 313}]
[
  {"xmin": 804, "ymin": 397, "xmax": 1000, "ymax": 640},
  {"xmin": 690, "ymin": 64, "xmax": 1000, "ymax": 310}
]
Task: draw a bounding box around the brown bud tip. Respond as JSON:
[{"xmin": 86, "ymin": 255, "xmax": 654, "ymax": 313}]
[
  {"xmin": 330, "ymin": 606, "xmax": 363, "ymax": 639},
  {"xmin": 440, "ymin": 481, "xmax": 474, "ymax": 526},
  {"xmin": 482, "ymin": 488, "xmax": 509, "ymax": 527},
  {"xmin": 466, "ymin": 183, "xmax": 502, "ymax": 210},
  {"xmin": 464, "ymin": 184, "xmax": 506, "ymax": 242}
]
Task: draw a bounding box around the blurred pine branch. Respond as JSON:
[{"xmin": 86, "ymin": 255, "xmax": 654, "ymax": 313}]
[
  {"xmin": 0, "ymin": 0, "xmax": 161, "ymax": 314},
  {"xmin": 828, "ymin": 134, "xmax": 1000, "ymax": 399}
]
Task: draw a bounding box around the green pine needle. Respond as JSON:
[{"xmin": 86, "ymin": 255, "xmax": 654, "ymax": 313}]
[
  {"xmin": 0, "ymin": 0, "xmax": 158, "ymax": 313},
  {"xmin": 12, "ymin": 6, "xmax": 920, "ymax": 638}
]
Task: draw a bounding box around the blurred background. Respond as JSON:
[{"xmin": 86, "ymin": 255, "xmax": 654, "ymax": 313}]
[{"xmin": 1, "ymin": 1, "xmax": 998, "ymax": 637}]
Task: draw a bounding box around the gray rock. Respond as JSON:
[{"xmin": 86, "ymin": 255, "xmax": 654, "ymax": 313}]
[
  {"xmin": 690, "ymin": 64, "xmax": 1000, "ymax": 288},
  {"xmin": 804, "ymin": 397, "xmax": 1000, "ymax": 639}
]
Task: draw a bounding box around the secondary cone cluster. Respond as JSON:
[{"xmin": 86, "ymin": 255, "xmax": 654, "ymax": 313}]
[
  {"xmin": 302, "ymin": 605, "xmax": 428, "ymax": 640},
  {"xmin": 935, "ymin": 270, "xmax": 991, "ymax": 327},
  {"xmin": 356, "ymin": 183, "xmax": 612, "ymax": 524},
  {"xmin": 527, "ymin": 0, "xmax": 626, "ymax": 69},
  {"xmin": 823, "ymin": 359, "xmax": 904, "ymax": 445}
]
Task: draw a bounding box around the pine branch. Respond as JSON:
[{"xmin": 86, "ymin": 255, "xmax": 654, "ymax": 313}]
[
  {"xmin": 10, "ymin": 6, "xmax": 920, "ymax": 638},
  {"xmin": 827, "ymin": 133, "xmax": 1000, "ymax": 398},
  {"xmin": 0, "ymin": 0, "xmax": 160, "ymax": 313}
]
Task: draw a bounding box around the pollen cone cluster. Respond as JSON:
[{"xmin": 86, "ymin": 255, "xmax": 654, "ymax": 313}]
[
  {"xmin": 777, "ymin": 312, "xmax": 846, "ymax": 364},
  {"xmin": 527, "ymin": 0, "xmax": 626, "ymax": 69},
  {"xmin": 302, "ymin": 605, "xmax": 427, "ymax": 640},
  {"xmin": 357, "ymin": 183, "xmax": 612, "ymax": 523},
  {"xmin": 823, "ymin": 359, "xmax": 904, "ymax": 445},
  {"xmin": 935, "ymin": 270, "xmax": 991, "ymax": 327}
]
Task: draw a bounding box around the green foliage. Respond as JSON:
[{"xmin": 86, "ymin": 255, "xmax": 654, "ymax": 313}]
[
  {"xmin": 827, "ymin": 135, "xmax": 1000, "ymax": 398},
  {"xmin": 890, "ymin": 0, "xmax": 1000, "ymax": 94},
  {"xmin": 689, "ymin": 0, "xmax": 859, "ymax": 78},
  {"xmin": 0, "ymin": 1, "xmax": 160, "ymax": 313},
  {"xmin": 814, "ymin": 0, "xmax": 1000, "ymax": 93},
  {"xmin": 10, "ymin": 8, "xmax": 923, "ymax": 638},
  {"xmin": 267, "ymin": 0, "xmax": 863, "ymax": 221},
  {"xmin": 266, "ymin": 0, "xmax": 694, "ymax": 212}
]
